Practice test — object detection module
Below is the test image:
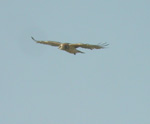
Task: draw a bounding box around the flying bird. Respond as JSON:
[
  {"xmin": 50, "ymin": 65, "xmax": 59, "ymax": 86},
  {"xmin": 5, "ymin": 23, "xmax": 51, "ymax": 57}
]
[{"xmin": 31, "ymin": 37, "xmax": 108, "ymax": 55}]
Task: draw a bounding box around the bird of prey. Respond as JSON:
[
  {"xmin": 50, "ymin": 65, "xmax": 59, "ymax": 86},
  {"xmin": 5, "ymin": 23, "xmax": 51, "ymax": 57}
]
[{"xmin": 31, "ymin": 37, "xmax": 108, "ymax": 55}]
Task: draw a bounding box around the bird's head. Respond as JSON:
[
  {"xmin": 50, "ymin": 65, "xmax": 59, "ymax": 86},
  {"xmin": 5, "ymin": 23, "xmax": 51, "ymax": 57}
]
[{"xmin": 59, "ymin": 43, "xmax": 69, "ymax": 50}]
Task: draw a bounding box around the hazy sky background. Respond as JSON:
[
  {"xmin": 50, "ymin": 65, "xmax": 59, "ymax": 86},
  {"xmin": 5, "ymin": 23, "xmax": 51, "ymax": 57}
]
[{"xmin": 0, "ymin": 0, "xmax": 150, "ymax": 124}]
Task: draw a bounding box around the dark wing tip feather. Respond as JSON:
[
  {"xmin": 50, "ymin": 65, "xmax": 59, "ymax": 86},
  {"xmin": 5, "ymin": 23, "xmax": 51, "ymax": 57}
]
[
  {"xmin": 98, "ymin": 42, "xmax": 109, "ymax": 48},
  {"xmin": 98, "ymin": 42, "xmax": 109, "ymax": 46},
  {"xmin": 31, "ymin": 36, "xmax": 37, "ymax": 42}
]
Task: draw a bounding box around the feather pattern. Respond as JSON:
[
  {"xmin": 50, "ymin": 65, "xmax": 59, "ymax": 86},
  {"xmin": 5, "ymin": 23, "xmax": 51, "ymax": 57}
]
[{"xmin": 31, "ymin": 37, "xmax": 108, "ymax": 55}]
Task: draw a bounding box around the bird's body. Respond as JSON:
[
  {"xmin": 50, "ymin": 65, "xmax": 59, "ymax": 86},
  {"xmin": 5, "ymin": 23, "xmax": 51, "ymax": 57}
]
[
  {"xmin": 31, "ymin": 37, "xmax": 108, "ymax": 55},
  {"xmin": 58, "ymin": 43, "xmax": 84, "ymax": 54}
]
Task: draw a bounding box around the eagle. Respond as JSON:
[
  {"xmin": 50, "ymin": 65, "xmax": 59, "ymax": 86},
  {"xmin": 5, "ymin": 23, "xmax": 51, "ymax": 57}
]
[{"xmin": 31, "ymin": 37, "xmax": 108, "ymax": 55}]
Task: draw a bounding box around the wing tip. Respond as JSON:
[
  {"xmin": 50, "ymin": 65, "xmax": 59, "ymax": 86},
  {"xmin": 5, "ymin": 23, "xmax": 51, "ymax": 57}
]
[
  {"xmin": 31, "ymin": 36, "xmax": 36, "ymax": 41},
  {"xmin": 98, "ymin": 42, "xmax": 109, "ymax": 48},
  {"xmin": 31, "ymin": 36, "xmax": 39, "ymax": 43}
]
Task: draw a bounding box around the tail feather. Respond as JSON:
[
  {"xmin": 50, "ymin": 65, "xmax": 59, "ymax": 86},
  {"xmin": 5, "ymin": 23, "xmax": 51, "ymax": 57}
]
[{"xmin": 77, "ymin": 50, "xmax": 84, "ymax": 54}]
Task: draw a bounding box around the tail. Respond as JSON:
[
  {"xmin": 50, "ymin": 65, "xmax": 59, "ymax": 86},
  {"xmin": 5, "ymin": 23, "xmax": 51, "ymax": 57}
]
[
  {"xmin": 77, "ymin": 50, "xmax": 84, "ymax": 54},
  {"xmin": 73, "ymin": 50, "xmax": 84, "ymax": 55}
]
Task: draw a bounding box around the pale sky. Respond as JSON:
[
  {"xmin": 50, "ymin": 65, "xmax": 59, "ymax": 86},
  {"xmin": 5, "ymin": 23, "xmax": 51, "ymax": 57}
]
[{"xmin": 0, "ymin": 0, "xmax": 150, "ymax": 124}]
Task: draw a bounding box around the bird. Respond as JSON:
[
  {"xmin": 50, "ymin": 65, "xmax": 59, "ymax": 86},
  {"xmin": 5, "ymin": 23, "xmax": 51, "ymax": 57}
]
[{"xmin": 31, "ymin": 37, "xmax": 108, "ymax": 55}]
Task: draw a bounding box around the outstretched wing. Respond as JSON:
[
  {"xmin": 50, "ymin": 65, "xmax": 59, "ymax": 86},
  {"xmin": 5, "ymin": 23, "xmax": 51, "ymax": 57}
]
[
  {"xmin": 31, "ymin": 37, "xmax": 61, "ymax": 47},
  {"xmin": 70, "ymin": 42, "xmax": 108, "ymax": 50}
]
